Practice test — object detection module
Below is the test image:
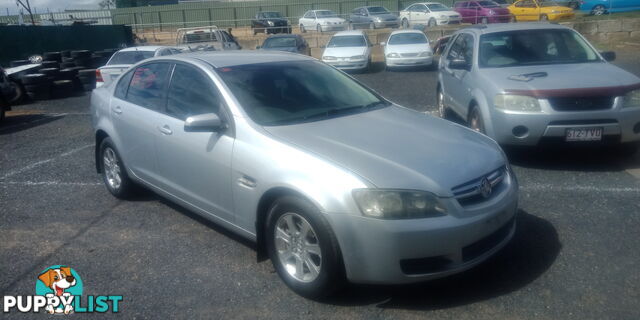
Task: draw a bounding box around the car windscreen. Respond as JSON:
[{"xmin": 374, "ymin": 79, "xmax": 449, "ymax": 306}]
[
  {"xmin": 478, "ymin": 1, "xmax": 500, "ymax": 7},
  {"xmin": 426, "ymin": 3, "xmax": 450, "ymax": 11},
  {"xmin": 540, "ymin": 1, "xmax": 560, "ymax": 6},
  {"xmin": 367, "ymin": 6, "xmax": 390, "ymax": 14},
  {"xmin": 107, "ymin": 51, "xmax": 155, "ymax": 65},
  {"xmin": 479, "ymin": 29, "xmax": 600, "ymax": 68},
  {"xmin": 327, "ymin": 35, "xmax": 366, "ymax": 47},
  {"xmin": 316, "ymin": 10, "xmax": 338, "ymax": 17},
  {"xmin": 388, "ymin": 33, "xmax": 428, "ymax": 45},
  {"xmin": 263, "ymin": 37, "xmax": 297, "ymax": 48},
  {"xmin": 184, "ymin": 32, "xmax": 216, "ymax": 43},
  {"xmin": 261, "ymin": 12, "xmax": 282, "ymax": 18},
  {"xmin": 216, "ymin": 61, "xmax": 389, "ymax": 126}
]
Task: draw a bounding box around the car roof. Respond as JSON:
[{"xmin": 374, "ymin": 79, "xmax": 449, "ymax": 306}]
[
  {"xmin": 163, "ymin": 51, "xmax": 314, "ymax": 68},
  {"xmin": 458, "ymin": 22, "xmax": 574, "ymax": 36},
  {"xmin": 389, "ymin": 29, "xmax": 427, "ymax": 36},
  {"xmin": 117, "ymin": 46, "xmax": 167, "ymax": 52},
  {"xmin": 310, "ymin": 9, "xmax": 335, "ymax": 12},
  {"xmin": 266, "ymin": 34, "xmax": 301, "ymax": 39},
  {"xmin": 412, "ymin": 2, "xmax": 447, "ymax": 5},
  {"xmin": 332, "ymin": 30, "xmax": 366, "ymax": 37}
]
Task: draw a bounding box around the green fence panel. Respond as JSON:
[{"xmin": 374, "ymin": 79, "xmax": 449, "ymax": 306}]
[{"xmin": 0, "ymin": 25, "xmax": 133, "ymax": 67}]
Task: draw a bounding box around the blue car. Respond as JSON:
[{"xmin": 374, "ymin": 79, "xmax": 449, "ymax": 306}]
[{"xmin": 577, "ymin": 0, "xmax": 640, "ymax": 15}]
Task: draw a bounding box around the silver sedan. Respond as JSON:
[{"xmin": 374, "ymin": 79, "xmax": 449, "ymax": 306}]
[{"xmin": 90, "ymin": 51, "xmax": 519, "ymax": 298}]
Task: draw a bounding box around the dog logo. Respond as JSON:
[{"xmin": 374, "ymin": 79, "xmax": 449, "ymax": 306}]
[{"xmin": 35, "ymin": 265, "xmax": 83, "ymax": 314}]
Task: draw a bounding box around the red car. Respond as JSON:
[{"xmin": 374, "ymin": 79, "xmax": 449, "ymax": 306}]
[{"xmin": 454, "ymin": 1, "xmax": 512, "ymax": 23}]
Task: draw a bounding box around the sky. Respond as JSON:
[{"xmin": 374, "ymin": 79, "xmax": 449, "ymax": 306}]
[{"xmin": 4, "ymin": 0, "xmax": 102, "ymax": 14}]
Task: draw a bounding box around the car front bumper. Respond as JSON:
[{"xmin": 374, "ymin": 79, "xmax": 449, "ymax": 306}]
[
  {"xmin": 320, "ymin": 24, "xmax": 346, "ymax": 32},
  {"xmin": 548, "ymin": 12, "xmax": 575, "ymax": 20},
  {"xmin": 386, "ymin": 56, "xmax": 433, "ymax": 67},
  {"xmin": 374, "ymin": 21, "xmax": 400, "ymax": 28},
  {"xmin": 490, "ymin": 99, "xmax": 640, "ymax": 146},
  {"xmin": 437, "ymin": 18, "xmax": 462, "ymax": 25},
  {"xmin": 325, "ymin": 171, "xmax": 518, "ymax": 284},
  {"xmin": 323, "ymin": 59, "xmax": 368, "ymax": 70}
]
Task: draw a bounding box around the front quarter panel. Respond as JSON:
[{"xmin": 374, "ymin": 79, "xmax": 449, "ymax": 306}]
[{"xmin": 230, "ymin": 120, "xmax": 371, "ymax": 235}]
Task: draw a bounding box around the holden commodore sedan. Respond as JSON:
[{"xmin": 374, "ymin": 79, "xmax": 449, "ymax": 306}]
[
  {"xmin": 382, "ymin": 30, "xmax": 434, "ymax": 69},
  {"xmin": 322, "ymin": 30, "xmax": 373, "ymax": 71},
  {"xmin": 437, "ymin": 23, "xmax": 640, "ymax": 154},
  {"xmin": 91, "ymin": 51, "xmax": 518, "ymax": 298}
]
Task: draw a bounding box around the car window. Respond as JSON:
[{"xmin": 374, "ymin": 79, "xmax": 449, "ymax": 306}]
[
  {"xmin": 388, "ymin": 32, "xmax": 429, "ymax": 45},
  {"xmin": 478, "ymin": 29, "xmax": 599, "ymax": 68},
  {"xmin": 114, "ymin": 70, "xmax": 134, "ymax": 100},
  {"xmin": 367, "ymin": 6, "xmax": 389, "ymax": 14},
  {"xmin": 264, "ymin": 37, "xmax": 297, "ymax": 48},
  {"xmin": 304, "ymin": 11, "xmax": 315, "ymax": 18},
  {"xmin": 327, "ymin": 35, "xmax": 366, "ymax": 47},
  {"xmin": 126, "ymin": 63, "xmax": 171, "ymax": 111},
  {"xmin": 455, "ymin": 2, "xmax": 468, "ymax": 8},
  {"xmin": 316, "ymin": 10, "xmax": 338, "ymax": 18},
  {"xmin": 166, "ymin": 64, "xmax": 221, "ymax": 120},
  {"xmin": 469, "ymin": 2, "xmax": 479, "ymax": 7},
  {"xmin": 462, "ymin": 34, "xmax": 474, "ymax": 64},
  {"xmin": 185, "ymin": 31, "xmax": 217, "ymax": 44},
  {"xmin": 216, "ymin": 60, "xmax": 389, "ymax": 126},
  {"xmin": 478, "ymin": 1, "xmax": 500, "ymax": 7},
  {"xmin": 158, "ymin": 49, "xmax": 172, "ymax": 56},
  {"xmin": 447, "ymin": 34, "xmax": 466, "ymax": 61},
  {"xmin": 107, "ymin": 51, "xmax": 154, "ymax": 65},
  {"xmin": 516, "ymin": 0, "xmax": 536, "ymax": 7}
]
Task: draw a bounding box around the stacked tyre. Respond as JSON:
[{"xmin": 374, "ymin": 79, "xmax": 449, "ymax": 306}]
[
  {"xmin": 78, "ymin": 69, "xmax": 97, "ymax": 91},
  {"xmin": 21, "ymin": 74, "xmax": 51, "ymax": 100},
  {"xmin": 71, "ymin": 50, "xmax": 92, "ymax": 68}
]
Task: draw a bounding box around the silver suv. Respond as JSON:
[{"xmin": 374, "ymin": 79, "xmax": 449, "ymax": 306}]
[{"xmin": 437, "ymin": 23, "xmax": 640, "ymax": 154}]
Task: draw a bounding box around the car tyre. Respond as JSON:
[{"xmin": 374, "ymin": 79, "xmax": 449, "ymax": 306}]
[
  {"xmin": 402, "ymin": 18, "xmax": 409, "ymax": 29},
  {"xmin": 481, "ymin": 17, "xmax": 488, "ymax": 24},
  {"xmin": 539, "ymin": 14, "xmax": 548, "ymax": 21},
  {"xmin": 317, "ymin": 24, "xmax": 322, "ymax": 33},
  {"xmin": 510, "ymin": 14, "xmax": 517, "ymax": 22},
  {"xmin": 0, "ymin": 97, "xmax": 6, "ymax": 122},
  {"xmin": 437, "ymin": 87, "xmax": 452, "ymax": 119},
  {"xmin": 428, "ymin": 18, "xmax": 437, "ymax": 27},
  {"xmin": 300, "ymin": 24, "xmax": 306, "ymax": 33},
  {"xmin": 468, "ymin": 105, "xmax": 486, "ymax": 134},
  {"xmin": 99, "ymin": 137, "xmax": 136, "ymax": 199},
  {"xmin": 266, "ymin": 195, "xmax": 344, "ymax": 299},
  {"xmin": 591, "ymin": 5, "xmax": 606, "ymax": 15},
  {"xmin": 369, "ymin": 22, "xmax": 375, "ymax": 29},
  {"xmin": 612, "ymin": 142, "xmax": 639, "ymax": 157}
]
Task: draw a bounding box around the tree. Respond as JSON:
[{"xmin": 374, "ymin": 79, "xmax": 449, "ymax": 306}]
[{"xmin": 99, "ymin": 0, "xmax": 116, "ymax": 9}]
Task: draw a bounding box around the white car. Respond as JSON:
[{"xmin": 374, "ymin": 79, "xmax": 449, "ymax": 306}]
[
  {"xmin": 322, "ymin": 30, "xmax": 373, "ymax": 71},
  {"xmin": 382, "ymin": 30, "xmax": 434, "ymax": 69},
  {"xmin": 96, "ymin": 46, "xmax": 180, "ymax": 88},
  {"xmin": 299, "ymin": 10, "xmax": 347, "ymax": 33},
  {"xmin": 399, "ymin": 2, "xmax": 462, "ymax": 28}
]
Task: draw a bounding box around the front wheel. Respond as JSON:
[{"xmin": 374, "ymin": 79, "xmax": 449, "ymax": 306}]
[
  {"xmin": 369, "ymin": 22, "xmax": 375, "ymax": 29},
  {"xmin": 437, "ymin": 87, "xmax": 450, "ymax": 119},
  {"xmin": 317, "ymin": 24, "xmax": 322, "ymax": 33},
  {"xmin": 591, "ymin": 4, "xmax": 606, "ymax": 15},
  {"xmin": 481, "ymin": 17, "xmax": 488, "ymax": 24},
  {"xmin": 510, "ymin": 14, "xmax": 517, "ymax": 23},
  {"xmin": 99, "ymin": 137, "xmax": 136, "ymax": 199},
  {"xmin": 266, "ymin": 196, "xmax": 344, "ymax": 299},
  {"xmin": 0, "ymin": 99, "xmax": 6, "ymax": 123},
  {"xmin": 402, "ymin": 18, "xmax": 409, "ymax": 29},
  {"xmin": 300, "ymin": 24, "xmax": 306, "ymax": 33},
  {"xmin": 539, "ymin": 14, "xmax": 548, "ymax": 21},
  {"xmin": 468, "ymin": 106, "xmax": 486, "ymax": 134},
  {"xmin": 428, "ymin": 18, "xmax": 437, "ymax": 27}
]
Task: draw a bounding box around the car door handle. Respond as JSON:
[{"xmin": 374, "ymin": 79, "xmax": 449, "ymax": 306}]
[
  {"xmin": 113, "ymin": 106, "xmax": 123, "ymax": 114},
  {"xmin": 158, "ymin": 125, "xmax": 172, "ymax": 135}
]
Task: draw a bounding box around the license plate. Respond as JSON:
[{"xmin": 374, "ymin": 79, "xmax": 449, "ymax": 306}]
[{"xmin": 565, "ymin": 127, "xmax": 603, "ymax": 141}]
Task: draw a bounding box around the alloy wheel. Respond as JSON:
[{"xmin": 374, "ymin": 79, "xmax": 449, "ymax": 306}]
[
  {"xmin": 103, "ymin": 147, "xmax": 122, "ymax": 190},
  {"xmin": 469, "ymin": 108, "xmax": 485, "ymax": 133},
  {"xmin": 274, "ymin": 212, "xmax": 322, "ymax": 283},
  {"xmin": 402, "ymin": 18, "xmax": 409, "ymax": 29},
  {"xmin": 592, "ymin": 5, "xmax": 605, "ymax": 15},
  {"xmin": 438, "ymin": 90, "xmax": 446, "ymax": 118}
]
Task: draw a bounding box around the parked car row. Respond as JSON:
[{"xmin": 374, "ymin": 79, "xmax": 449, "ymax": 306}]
[{"xmin": 89, "ymin": 21, "xmax": 640, "ymax": 301}]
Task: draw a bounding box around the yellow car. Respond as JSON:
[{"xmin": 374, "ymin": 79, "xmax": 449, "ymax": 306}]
[{"xmin": 508, "ymin": 0, "xmax": 574, "ymax": 21}]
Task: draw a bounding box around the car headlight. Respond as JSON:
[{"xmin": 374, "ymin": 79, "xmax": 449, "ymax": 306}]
[
  {"xmin": 494, "ymin": 94, "xmax": 542, "ymax": 112},
  {"xmin": 440, "ymin": 14, "xmax": 447, "ymax": 19},
  {"xmin": 489, "ymin": 9, "xmax": 495, "ymax": 15},
  {"xmin": 551, "ymin": 10, "xmax": 560, "ymax": 13},
  {"xmin": 267, "ymin": 21, "xmax": 274, "ymax": 26},
  {"xmin": 350, "ymin": 55, "xmax": 365, "ymax": 60},
  {"xmin": 387, "ymin": 53, "xmax": 399, "ymax": 58},
  {"xmin": 375, "ymin": 17, "xmax": 382, "ymax": 22},
  {"xmin": 623, "ymin": 89, "xmax": 640, "ymax": 108},
  {"xmin": 352, "ymin": 189, "xmax": 447, "ymax": 219},
  {"xmin": 419, "ymin": 51, "xmax": 433, "ymax": 57},
  {"xmin": 323, "ymin": 56, "xmax": 337, "ymax": 61}
]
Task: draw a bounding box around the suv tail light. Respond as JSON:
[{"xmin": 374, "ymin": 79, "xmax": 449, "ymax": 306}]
[{"xmin": 96, "ymin": 69, "xmax": 103, "ymax": 83}]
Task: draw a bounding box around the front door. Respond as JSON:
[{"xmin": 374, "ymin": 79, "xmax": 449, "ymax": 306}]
[{"xmin": 154, "ymin": 63, "xmax": 235, "ymax": 223}]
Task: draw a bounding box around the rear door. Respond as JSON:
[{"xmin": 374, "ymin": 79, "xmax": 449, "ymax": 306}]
[
  {"xmin": 154, "ymin": 63, "xmax": 236, "ymax": 222},
  {"xmin": 110, "ymin": 62, "xmax": 171, "ymax": 184}
]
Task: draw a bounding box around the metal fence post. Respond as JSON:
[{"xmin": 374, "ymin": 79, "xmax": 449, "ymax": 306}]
[
  {"xmin": 233, "ymin": 7, "xmax": 238, "ymax": 27},
  {"xmin": 158, "ymin": 11, "xmax": 162, "ymax": 32},
  {"xmin": 133, "ymin": 12, "xmax": 138, "ymax": 34},
  {"xmin": 182, "ymin": 9, "xmax": 186, "ymax": 28},
  {"xmin": 208, "ymin": 8, "xmax": 213, "ymax": 26}
]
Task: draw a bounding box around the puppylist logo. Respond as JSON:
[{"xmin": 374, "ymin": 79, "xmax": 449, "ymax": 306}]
[{"xmin": 2, "ymin": 265, "xmax": 123, "ymax": 314}]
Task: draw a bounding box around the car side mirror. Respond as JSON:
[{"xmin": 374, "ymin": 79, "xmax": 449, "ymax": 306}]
[
  {"xmin": 449, "ymin": 58, "xmax": 470, "ymax": 70},
  {"xmin": 600, "ymin": 51, "xmax": 616, "ymax": 62},
  {"xmin": 185, "ymin": 113, "xmax": 225, "ymax": 132}
]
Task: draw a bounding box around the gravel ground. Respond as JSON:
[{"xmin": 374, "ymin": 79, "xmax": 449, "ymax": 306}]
[{"xmin": 0, "ymin": 50, "xmax": 638, "ymax": 319}]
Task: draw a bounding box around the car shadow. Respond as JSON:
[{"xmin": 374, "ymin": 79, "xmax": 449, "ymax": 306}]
[
  {"xmin": 0, "ymin": 113, "xmax": 63, "ymax": 135},
  {"xmin": 323, "ymin": 210, "xmax": 561, "ymax": 310}
]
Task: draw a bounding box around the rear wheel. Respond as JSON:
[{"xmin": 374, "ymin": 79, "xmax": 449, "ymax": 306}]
[
  {"xmin": 591, "ymin": 4, "xmax": 606, "ymax": 15},
  {"xmin": 369, "ymin": 22, "xmax": 375, "ymax": 29},
  {"xmin": 317, "ymin": 24, "xmax": 322, "ymax": 33},
  {"xmin": 481, "ymin": 17, "xmax": 488, "ymax": 24},
  {"xmin": 0, "ymin": 98, "xmax": 6, "ymax": 122},
  {"xmin": 437, "ymin": 87, "xmax": 450, "ymax": 119},
  {"xmin": 428, "ymin": 18, "xmax": 437, "ymax": 27},
  {"xmin": 266, "ymin": 196, "xmax": 344, "ymax": 299},
  {"xmin": 300, "ymin": 24, "xmax": 306, "ymax": 33},
  {"xmin": 510, "ymin": 14, "xmax": 517, "ymax": 22},
  {"xmin": 468, "ymin": 106, "xmax": 486, "ymax": 134},
  {"xmin": 99, "ymin": 137, "xmax": 136, "ymax": 199},
  {"xmin": 539, "ymin": 14, "xmax": 548, "ymax": 21}
]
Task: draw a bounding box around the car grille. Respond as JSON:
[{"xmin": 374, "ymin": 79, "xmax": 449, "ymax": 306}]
[
  {"xmin": 400, "ymin": 52, "xmax": 419, "ymax": 57},
  {"xmin": 385, "ymin": 18, "xmax": 398, "ymax": 21},
  {"xmin": 548, "ymin": 96, "xmax": 614, "ymax": 111},
  {"xmin": 451, "ymin": 167, "xmax": 506, "ymax": 207},
  {"xmin": 449, "ymin": 15, "xmax": 460, "ymax": 19}
]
